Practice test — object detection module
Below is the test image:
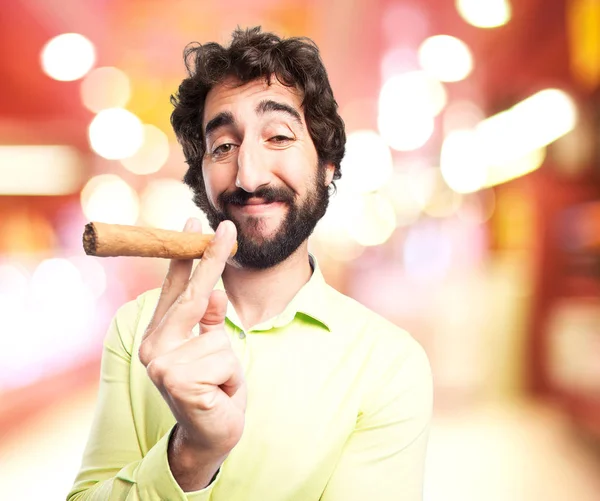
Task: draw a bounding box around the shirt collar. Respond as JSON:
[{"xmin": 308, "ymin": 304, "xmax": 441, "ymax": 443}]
[
  {"xmin": 278, "ymin": 254, "xmax": 331, "ymax": 331},
  {"xmin": 215, "ymin": 254, "xmax": 331, "ymax": 332}
]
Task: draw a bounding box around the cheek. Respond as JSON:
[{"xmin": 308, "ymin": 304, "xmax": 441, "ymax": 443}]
[
  {"xmin": 274, "ymin": 148, "xmax": 315, "ymax": 195},
  {"xmin": 203, "ymin": 165, "xmax": 235, "ymax": 202}
]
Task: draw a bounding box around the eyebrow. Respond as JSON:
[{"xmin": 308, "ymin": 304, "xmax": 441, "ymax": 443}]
[
  {"xmin": 203, "ymin": 100, "xmax": 303, "ymax": 141},
  {"xmin": 204, "ymin": 111, "xmax": 236, "ymax": 141},
  {"xmin": 255, "ymin": 99, "xmax": 303, "ymax": 127}
]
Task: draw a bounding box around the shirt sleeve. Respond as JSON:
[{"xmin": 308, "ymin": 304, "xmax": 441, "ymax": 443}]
[
  {"xmin": 320, "ymin": 333, "xmax": 433, "ymax": 501},
  {"xmin": 66, "ymin": 299, "xmax": 217, "ymax": 501}
]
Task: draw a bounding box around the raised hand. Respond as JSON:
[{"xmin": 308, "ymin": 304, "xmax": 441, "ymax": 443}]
[{"xmin": 138, "ymin": 218, "xmax": 246, "ymax": 490}]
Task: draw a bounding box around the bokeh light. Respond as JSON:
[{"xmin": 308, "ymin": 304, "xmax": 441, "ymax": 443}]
[
  {"xmin": 380, "ymin": 169, "xmax": 423, "ymax": 227},
  {"xmin": 418, "ymin": 35, "xmax": 474, "ymax": 82},
  {"xmin": 485, "ymin": 147, "xmax": 547, "ymax": 187},
  {"xmin": 313, "ymin": 234, "xmax": 366, "ymax": 263},
  {"xmin": 314, "ymin": 193, "xmax": 366, "ymax": 262},
  {"xmin": 28, "ymin": 259, "xmax": 96, "ymax": 372},
  {"xmin": 456, "ymin": 0, "xmax": 512, "ymax": 28},
  {"xmin": 80, "ymin": 67, "xmax": 131, "ymax": 113},
  {"xmin": 88, "ymin": 108, "xmax": 144, "ymax": 160},
  {"xmin": 340, "ymin": 130, "xmax": 393, "ymax": 193},
  {"xmin": 346, "ymin": 192, "xmax": 397, "ymax": 246},
  {"xmin": 440, "ymin": 89, "xmax": 577, "ymax": 191},
  {"xmin": 457, "ymin": 189, "xmax": 497, "ymax": 224},
  {"xmin": 379, "ymin": 71, "xmax": 447, "ymax": 117},
  {"xmin": 508, "ymin": 89, "xmax": 577, "ymax": 148},
  {"xmin": 30, "ymin": 259, "xmax": 82, "ymax": 301},
  {"xmin": 378, "ymin": 71, "xmax": 446, "ymax": 151},
  {"xmin": 80, "ymin": 174, "xmax": 139, "ymax": 225},
  {"xmin": 120, "ymin": 124, "xmax": 170, "ymax": 175},
  {"xmin": 409, "ymin": 164, "xmax": 443, "ymax": 209},
  {"xmin": 139, "ymin": 178, "xmax": 209, "ymax": 231},
  {"xmin": 0, "ymin": 145, "xmax": 82, "ymax": 195},
  {"xmin": 68, "ymin": 256, "xmax": 107, "ymax": 299},
  {"xmin": 0, "ymin": 264, "xmax": 28, "ymax": 307},
  {"xmin": 440, "ymin": 129, "xmax": 487, "ymax": 193},
  {"xmin": 443, "ymin": 100, "xmax": 485, "ymax": 135},
  {"xmin": 476, "ymin": 89, "xmax": 575, "ymax": 176},
  {"xmin": 410, "ymin": 165, "xmax": 463, "ymax": 217},
  {"xmin": 40, "ymin": 33, "xmax": 96, "ymax": 81},
  {"xmin": 378, "ymin": 112, "xmax": 435, "ymax": 152},
  {"xmin": 551, "ymin": 121, "xmax": 595, "ymax": 177}
]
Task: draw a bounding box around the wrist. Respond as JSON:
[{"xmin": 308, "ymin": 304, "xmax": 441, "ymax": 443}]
[{"xmin": 168, "ymin": 425, "xmax": 227, "ymax": 492}]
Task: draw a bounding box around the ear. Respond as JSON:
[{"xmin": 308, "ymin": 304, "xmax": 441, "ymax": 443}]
[{"xmin": 324, "ymin": 163, "xmax": 335, "ymax": 186}]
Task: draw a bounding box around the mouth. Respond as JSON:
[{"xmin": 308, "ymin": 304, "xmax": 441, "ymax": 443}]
[{"xmin": 230, "ymin": 199, "xmax": 286, "ymax": 216}]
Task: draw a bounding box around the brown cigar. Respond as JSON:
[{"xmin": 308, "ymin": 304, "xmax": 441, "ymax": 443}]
[{"xmin": 83, "ymin": 222, "xmax": 237, "ymax": 259}]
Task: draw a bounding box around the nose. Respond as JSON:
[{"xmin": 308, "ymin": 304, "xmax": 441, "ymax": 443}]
[{"xmin": 235, "ymin": 141, "xmax": 272, "ymax": 193}]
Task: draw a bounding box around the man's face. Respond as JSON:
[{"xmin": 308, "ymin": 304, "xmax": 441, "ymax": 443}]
[{"xmin": 198, "ymin": 77, "xmax": 334, "ymax": 269}]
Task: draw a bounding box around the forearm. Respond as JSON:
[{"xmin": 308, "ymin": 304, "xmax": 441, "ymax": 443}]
[{"xmin": 168, "ymin": 425, "xmax": 226, "ymax": 492}]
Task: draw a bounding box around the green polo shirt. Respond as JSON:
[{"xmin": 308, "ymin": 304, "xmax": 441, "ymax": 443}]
[{"xmin": 68, "ymin": 257, "xmax": 433, "ymax": 501}]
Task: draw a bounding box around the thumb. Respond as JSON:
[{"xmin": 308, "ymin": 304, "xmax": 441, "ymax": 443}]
[{"xmin": 199, "ymin": 289, "xmax": 228, "ymax": 334}]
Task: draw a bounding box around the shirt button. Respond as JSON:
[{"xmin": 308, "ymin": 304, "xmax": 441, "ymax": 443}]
[{"xmin": 238, "ymin": 331, "xmax": 246, "ymax": 339}]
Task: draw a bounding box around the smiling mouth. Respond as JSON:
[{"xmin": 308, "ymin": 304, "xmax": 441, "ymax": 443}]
[
  {"xmin": 231, "ymin": 199, "xmax": 286, "ymax": 215},
  {"xmin": 243, "ymin": 197, "xmax": 270, "ymax": 205}
]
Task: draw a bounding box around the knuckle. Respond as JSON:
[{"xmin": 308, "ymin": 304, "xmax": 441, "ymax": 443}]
[
  {"xmin": 146, "ymin": 357, "xmax": 167, "ymax": 382},
  {"xmin": 163, "ymin": 273, "xmax": 188, "ymax": 295},
  {"xmin": 177, "ymin": 286, "xmax": 194, "ymax": 305},
  {"xmin": 196, "ymin": 392, "xmax": 218, "ymax": 411},
  {"xmin": 178, "ymin": 287, "xmax": 209, "ymax": 312},
  {"xmin": 138, "ymin": 342, "xmax": 153, "ymax": 367},
  {"xmin": 162, "ymin": 370, "xmax": 184, "ymax": 394}
]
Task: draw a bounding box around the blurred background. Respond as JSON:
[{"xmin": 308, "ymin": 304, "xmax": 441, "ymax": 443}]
[{"xmin": 1, "ymin": 0, "xmax": 600, "ymax": 499}]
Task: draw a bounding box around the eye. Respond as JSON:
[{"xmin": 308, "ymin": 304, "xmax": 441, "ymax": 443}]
[
  {"xmin": 212, "ymin": 143, "xmax": 237, "ymax": 158},
  {"xmin": 269, "ymin": 135, "xmax": 293, "ymax": 144}
]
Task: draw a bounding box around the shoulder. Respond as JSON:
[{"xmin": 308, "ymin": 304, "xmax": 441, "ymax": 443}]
[
  {"xmin": 324, "ymin": 283, "xmax": 432, "ymax": 391},
  {"xmin": 324, "ymin": 283, "xmax": 420, "ymax": 348}
]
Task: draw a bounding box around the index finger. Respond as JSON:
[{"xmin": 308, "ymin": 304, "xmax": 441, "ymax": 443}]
[
  {"xmin": 161, "ymin": 220, "xmax": 237, "ymax": 332},
  {"xmin": 144, "ymin": 218, "xmax": 202, "ymax": 335}
]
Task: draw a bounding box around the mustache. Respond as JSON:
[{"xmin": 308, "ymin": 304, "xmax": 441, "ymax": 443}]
[{"xmin": 218, "ymin": 185, "xmax": 296, "ymax": 207}]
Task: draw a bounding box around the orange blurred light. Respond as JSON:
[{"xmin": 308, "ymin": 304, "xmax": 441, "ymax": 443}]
[
  {"xmin": 120, "ymin": 125, "xmax": 170, "ymax": 175},
  {"xmin": 80, "ymin": 67, "xmax": 131, "ymax": 113},
  {"xmin": 81, "ymin": 174, "xmax": 139, "ymax": 225}
]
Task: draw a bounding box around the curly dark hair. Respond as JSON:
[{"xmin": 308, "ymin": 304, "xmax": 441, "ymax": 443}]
[{"xmin": 170, "ymin": 26, "xmax": 346, "ymax": 203}]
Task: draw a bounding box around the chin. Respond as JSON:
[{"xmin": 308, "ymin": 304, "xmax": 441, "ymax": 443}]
[{"xmin": 238, "ymin": 216, "xmax": 283, "ymax": 239}]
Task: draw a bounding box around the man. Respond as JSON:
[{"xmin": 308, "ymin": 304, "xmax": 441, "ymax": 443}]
[{"xmin": 68, "ymin": 27, "xmax": 433, "ymax": 501}]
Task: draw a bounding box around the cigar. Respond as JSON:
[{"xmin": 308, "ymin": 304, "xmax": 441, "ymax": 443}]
[{"xmin": 83, "ymin": 222, "xmax": 237, "ymax": 259}]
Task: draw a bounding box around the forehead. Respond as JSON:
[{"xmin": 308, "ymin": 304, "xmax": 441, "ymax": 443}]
[{"xmin": 203, "ymin": 77, "xmax": 304, "ymax": 127}]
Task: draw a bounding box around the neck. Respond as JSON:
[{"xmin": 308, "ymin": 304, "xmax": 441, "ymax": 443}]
[{"xmin": 221, "ymin": 242, "xmax": 313, "ymax": 331}]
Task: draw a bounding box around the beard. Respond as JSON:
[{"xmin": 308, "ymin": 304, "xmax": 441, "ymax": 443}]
[{"xmin": 195, "ymin": 164, "xmax": 329, "ymax": 269}]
